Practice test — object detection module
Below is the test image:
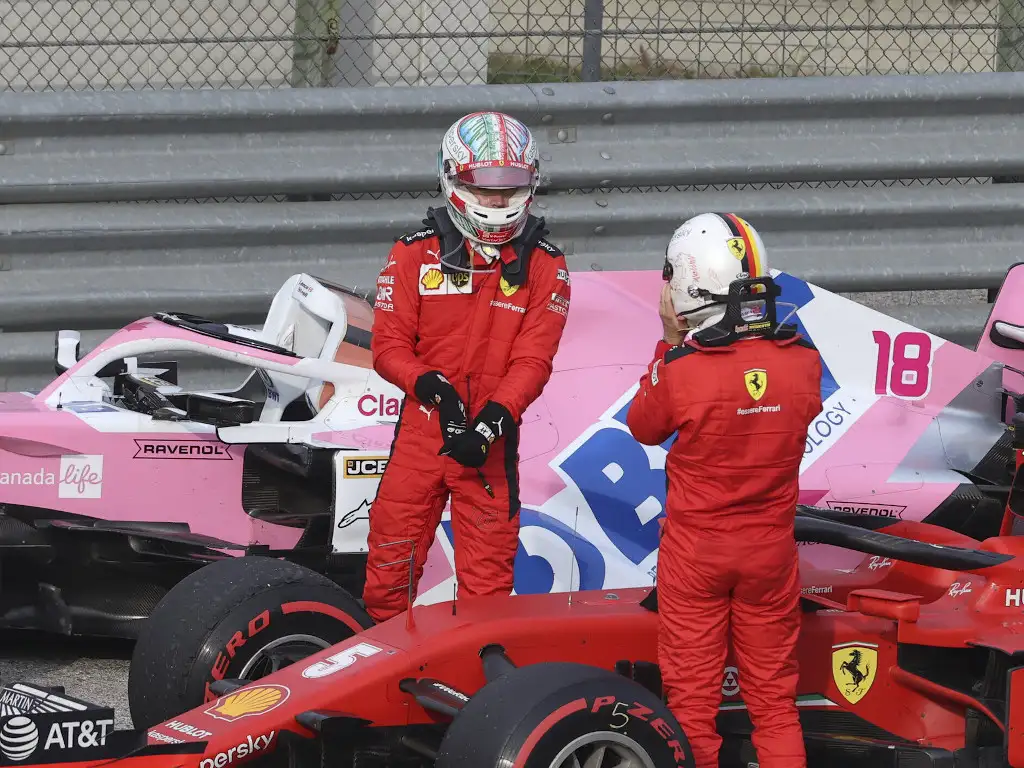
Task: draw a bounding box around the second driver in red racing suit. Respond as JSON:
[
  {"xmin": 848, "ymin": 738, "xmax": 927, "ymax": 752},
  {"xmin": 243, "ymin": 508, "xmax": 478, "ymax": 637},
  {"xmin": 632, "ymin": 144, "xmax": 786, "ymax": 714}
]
[
  {"xmin": 365, "ymin": 111, "xmax": 571, "ymax": 624},
  {"xmin": 626, "ymin": 213, "xmax": 823, "ymax": 768}
]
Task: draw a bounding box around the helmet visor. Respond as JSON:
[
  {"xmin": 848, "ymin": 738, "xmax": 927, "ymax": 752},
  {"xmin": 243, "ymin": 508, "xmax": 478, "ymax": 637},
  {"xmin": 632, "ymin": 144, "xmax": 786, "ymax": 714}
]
[{"xmin": 456, "ymin": 164, "xmax": 535, "ymax": 189}]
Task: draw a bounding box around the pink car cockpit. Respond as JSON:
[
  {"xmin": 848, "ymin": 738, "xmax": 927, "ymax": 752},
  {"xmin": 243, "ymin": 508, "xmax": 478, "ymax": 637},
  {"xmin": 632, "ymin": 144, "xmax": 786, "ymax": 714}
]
[
  {"xmin": 39, "ymin": 273, "xmax": 398, "ymax": 440},
  {"xmin": 228, "ymin": 273, "xmax": 377, "ymax": 423}
]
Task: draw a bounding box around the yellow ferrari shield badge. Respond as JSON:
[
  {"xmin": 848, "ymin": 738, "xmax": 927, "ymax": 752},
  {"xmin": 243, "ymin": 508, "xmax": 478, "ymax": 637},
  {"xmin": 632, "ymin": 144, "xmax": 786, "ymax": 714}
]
[
  {"xmin": 743, "ymin": 369, "xmax": 767, "ymax": 401},
  {"xmin": 831, "ymin": 643, "xmax": 877, "ymax": 705},
  {"xmin": 727, "ymin": 237, "xmax": 746, "ymax": 260},
  {"xmin": 500, "ymin": 276, "xmax": 519, "ymax": 297}
]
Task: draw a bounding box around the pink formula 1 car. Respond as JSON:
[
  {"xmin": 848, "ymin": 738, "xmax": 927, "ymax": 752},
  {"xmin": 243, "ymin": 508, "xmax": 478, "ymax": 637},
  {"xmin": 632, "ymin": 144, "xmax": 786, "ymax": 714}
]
[
  {"xmin": 2, "ymin": 265, "xmax": 1024, "ymax": 726},
  {"xmin": 0, "ymin": 273, "xmax": 400, "ymax": 641}
]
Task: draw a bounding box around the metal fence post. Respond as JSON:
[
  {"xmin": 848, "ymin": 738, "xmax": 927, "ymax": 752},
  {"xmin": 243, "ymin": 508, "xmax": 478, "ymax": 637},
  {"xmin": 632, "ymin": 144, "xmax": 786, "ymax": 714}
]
[
  {"xmin": 581, "ymin": 0, "xmax": 605, "ymax": 81},
  {"xmin": 997, "ymin": 0, "xmax": 1024, "ymax": 71},
  {"xmin": 290, "ymin": 0, "xmax": 340, "ymax": 87}
]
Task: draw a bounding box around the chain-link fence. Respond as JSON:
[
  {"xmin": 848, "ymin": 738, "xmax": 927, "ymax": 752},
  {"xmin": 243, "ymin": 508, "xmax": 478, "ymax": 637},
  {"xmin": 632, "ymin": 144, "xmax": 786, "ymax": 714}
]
[{"xmin": 1, "ymin": 0, "xmax": 1023, "ymax": 91}]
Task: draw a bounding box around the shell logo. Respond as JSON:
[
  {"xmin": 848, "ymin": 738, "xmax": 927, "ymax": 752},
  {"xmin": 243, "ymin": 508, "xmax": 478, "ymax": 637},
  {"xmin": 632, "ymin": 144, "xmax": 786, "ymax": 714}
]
[
  {"xmin": 421, "ymin": 268, "xmax": 444, "ymax": 291},
  {"xmin": 0, "ymin": 716, "xmax": 39, "ymax": 761},
  {"xmin": 203, "ymin": 684, "xmax": 291, "ymax": 722}
]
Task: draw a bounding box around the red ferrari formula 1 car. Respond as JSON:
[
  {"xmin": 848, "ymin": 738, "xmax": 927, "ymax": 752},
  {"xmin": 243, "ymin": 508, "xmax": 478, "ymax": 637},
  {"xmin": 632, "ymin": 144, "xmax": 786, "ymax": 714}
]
[{"xmin": 5, "ymin": 423, "xmax": 1024, "ymax": 768}]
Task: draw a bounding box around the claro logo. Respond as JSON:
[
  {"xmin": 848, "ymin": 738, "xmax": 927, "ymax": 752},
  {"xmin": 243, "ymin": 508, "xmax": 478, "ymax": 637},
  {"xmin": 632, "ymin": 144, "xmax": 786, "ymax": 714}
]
[{"xmin": 358, "ymin": 394, "xmax": 402, "ymax": 416}]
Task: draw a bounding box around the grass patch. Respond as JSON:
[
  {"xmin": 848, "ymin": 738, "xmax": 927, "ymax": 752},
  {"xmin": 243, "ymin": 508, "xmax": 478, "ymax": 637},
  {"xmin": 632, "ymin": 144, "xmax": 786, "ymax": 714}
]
[
  {"xmin": 486, "ymin": 50, "xmax": 817, "ymax": 83},
  {"xmin": 486, "ymin": 53, "xmax": 697, "ymax": 82}
]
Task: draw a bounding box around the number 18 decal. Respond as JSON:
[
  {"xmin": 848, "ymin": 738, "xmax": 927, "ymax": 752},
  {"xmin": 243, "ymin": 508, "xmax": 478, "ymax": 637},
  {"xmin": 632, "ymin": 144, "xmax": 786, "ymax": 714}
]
[{"xmin": 872, "ymin": 330, "xmax": 933, "ymax": 399}]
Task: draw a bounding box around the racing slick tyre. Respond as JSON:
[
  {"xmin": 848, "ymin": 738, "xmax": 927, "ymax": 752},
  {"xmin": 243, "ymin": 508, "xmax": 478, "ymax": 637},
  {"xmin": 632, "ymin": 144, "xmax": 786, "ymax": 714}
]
[
  {"xmin": 435, "ymin": 661, "xmax": 695, "ymax": 768},
  {"xmin": 127, "ymin": 555, "xmax": 374, "ymax": 729}
]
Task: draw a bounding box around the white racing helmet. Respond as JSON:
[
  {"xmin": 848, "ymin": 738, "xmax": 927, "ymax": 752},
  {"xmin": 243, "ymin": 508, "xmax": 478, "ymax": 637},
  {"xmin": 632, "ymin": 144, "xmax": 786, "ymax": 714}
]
[
  {"xmin": 438, "ymin": 111, "xmax": 540, "ymax": 247},
  {"xmin": 662, "ymin": 212, "xmax": 769, "ymax": 331}
]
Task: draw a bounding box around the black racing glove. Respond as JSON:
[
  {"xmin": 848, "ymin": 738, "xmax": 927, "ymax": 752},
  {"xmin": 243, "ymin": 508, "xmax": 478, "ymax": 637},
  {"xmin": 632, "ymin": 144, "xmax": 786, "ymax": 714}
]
[
  {"xmin": 439, "ymin": 401, "xmax": 513, "ymax": 469},
  {"xmin": 414, "ymin": 371, "xmax": 468, "ymax": 443}
]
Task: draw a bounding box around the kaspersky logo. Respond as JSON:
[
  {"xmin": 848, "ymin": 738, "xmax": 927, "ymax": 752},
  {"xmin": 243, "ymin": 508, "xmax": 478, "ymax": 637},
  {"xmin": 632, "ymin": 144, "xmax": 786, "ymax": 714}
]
[
  {"xmin": 203, "ymin": 685, "xmax": 290, "ymax": 723},
  {"xmin": 199, "ymin": 731, "xmax": 276, "ymax": 768}
]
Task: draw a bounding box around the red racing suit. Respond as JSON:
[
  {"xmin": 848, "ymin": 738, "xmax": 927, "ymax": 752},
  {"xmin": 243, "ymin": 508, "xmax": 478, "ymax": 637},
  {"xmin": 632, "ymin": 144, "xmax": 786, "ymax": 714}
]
[
  {"xmin": 626, "ymin": 332, "xmax": 822, "ymax": 768},
  {"xmin": 365, "ymin": 211, "xmax": 571, "ymax": 623}
]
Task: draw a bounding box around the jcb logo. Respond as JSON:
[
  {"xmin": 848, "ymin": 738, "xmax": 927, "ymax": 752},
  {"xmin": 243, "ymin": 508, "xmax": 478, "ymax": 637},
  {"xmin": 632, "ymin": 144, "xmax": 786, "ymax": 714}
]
[{"xmin": 344, "ymin": 457, "xmax": 389, "ymax": 478}]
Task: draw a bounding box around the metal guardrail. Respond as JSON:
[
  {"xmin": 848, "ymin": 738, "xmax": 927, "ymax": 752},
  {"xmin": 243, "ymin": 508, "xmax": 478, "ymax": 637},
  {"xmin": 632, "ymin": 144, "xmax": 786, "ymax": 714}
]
[
  {"xmin": 4, "ymin": 73, "xmax": 1024, "ymax": 202},
  {"xmin": 1, "ymin": 73, "xmax": 1021, "ymax": 390}
]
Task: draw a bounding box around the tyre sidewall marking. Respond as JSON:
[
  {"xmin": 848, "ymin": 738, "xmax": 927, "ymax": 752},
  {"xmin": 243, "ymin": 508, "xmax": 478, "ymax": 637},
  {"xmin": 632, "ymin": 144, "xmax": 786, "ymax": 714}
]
[
  {"xmin": 505, "ymin": 687, "xmax": 694, "ymax": 768},
  {"xmin": 192, "ymin": 595, "xmax": 361, "ymax": 702},
  {"xmin": 281, "ymin": 600, "xmax": 367, "ymax": 633}
]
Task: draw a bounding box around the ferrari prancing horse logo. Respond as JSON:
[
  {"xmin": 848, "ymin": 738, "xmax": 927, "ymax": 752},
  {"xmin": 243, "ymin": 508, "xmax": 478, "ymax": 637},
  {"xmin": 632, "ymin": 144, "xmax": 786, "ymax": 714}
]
[
  {"xmin": 727, "ymin": 237, "xmax": 746, "ymax": 260},
  {"xmin": 831, "ymin": 642, "xmax": 877, "ymax": 704},
  {"xmin": 743, "ymin": 368, "xmax": 767, "ymax": 401}
]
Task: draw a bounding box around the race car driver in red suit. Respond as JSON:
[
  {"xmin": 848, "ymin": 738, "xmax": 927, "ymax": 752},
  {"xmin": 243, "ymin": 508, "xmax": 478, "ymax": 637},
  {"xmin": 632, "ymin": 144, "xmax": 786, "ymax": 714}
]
[
  {"xmin": 626, "ymin": 212, "xmax": 823, "ymax": 768},
  {"xmin": 364, "ymin": 111, "xmax": 571, "ymax": 623}
]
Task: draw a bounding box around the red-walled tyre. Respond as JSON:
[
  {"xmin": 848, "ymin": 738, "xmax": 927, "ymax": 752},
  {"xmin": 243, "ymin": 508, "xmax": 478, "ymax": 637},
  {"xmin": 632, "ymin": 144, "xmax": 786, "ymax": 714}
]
[
  {"xmin": 127, "ymin": 555, "xmax": 374, "ymax": 729},
  {"xmin": 435, "ymin": 661, "xmax": 695, "ymax": 768}
]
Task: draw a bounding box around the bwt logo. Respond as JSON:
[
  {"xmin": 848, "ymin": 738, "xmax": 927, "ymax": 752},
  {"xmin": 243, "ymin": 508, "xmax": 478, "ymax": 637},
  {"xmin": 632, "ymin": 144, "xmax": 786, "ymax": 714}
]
[{"xmin": 358, "ymin": 394, "xmax": 402, "ymax": 416}]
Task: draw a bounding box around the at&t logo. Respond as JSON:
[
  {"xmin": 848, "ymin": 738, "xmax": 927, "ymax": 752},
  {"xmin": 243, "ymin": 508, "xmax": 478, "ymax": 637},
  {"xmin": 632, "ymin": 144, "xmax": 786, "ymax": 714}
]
[{"xmin": 0, "ymin": 716, "xmax": 39, "ymax": 761}]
